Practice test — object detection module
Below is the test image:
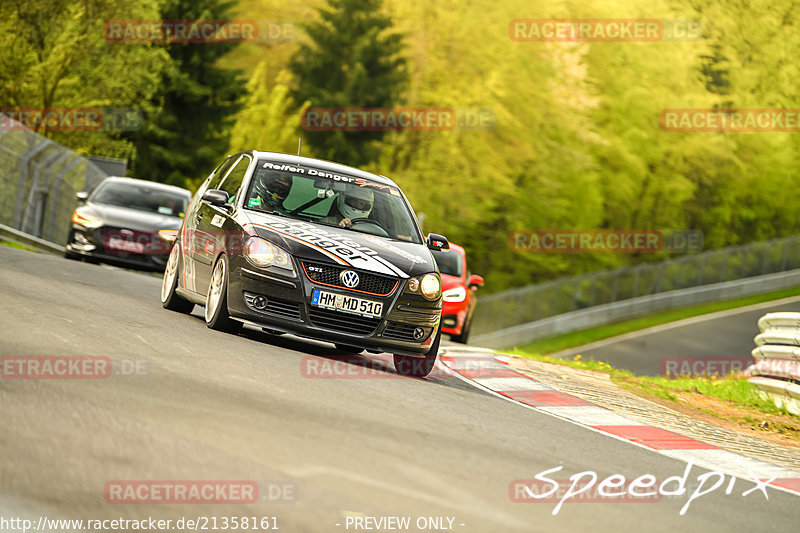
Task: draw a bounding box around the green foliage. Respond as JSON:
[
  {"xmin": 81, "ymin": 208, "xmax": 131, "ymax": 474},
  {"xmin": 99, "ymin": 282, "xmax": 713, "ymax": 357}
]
[
  {"xmin": 288, "ymin": 0, "xmax": 408, "ymax": 165},
  {"xmin": 7, "ymin": 0, "xmax": 800, "ymax": 292},
  {"xmin": 228, "ymin": 64, "xmax": 309, "ymax": 157},
  {"xmin": 0, "ymin": 0, "xmax": 169, "ymax": 158},
  {"xmin": 129, "ymin": 0, "xmax": 245, "ymax": 188}
]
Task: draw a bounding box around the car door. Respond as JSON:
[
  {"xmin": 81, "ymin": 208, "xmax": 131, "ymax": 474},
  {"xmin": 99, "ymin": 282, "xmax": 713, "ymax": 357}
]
[
  {"xmin": 183, "ymin": 156, "xmax": 234, "ymax": 293},
  {"xmin": 194, "ymin": 154, "xmax": 251, "ymax": 294}
]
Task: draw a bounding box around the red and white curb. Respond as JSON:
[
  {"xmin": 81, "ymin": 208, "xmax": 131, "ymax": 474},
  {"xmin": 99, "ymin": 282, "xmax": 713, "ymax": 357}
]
[{"xmin": 438, "ymin": 349, "xmax": 800, "ymax": 496}]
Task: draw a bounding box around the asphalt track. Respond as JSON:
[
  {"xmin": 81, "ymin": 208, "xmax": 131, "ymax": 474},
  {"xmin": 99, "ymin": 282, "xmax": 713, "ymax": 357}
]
[
  {"xmin": 1, "ymin": 246, "xmax": 799, "ymax": 532},
  {"xmin": 552, "ymin": 296, "xmax": 800, "ymax": 376}
]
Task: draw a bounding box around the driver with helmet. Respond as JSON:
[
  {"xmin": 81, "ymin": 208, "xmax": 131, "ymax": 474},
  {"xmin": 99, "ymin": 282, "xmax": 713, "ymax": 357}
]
[
  {"xmin": 322, "ymin": 187, "xmax": 374, "ymax": 228},
  {"xmin": 250, "ymin": 174, "xmax": 292, "ymax": 213}
]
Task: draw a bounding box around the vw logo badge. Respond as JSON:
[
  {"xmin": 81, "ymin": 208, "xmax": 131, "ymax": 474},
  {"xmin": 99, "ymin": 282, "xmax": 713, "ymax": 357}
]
[
  {"xmin": 340, "ymin": 270, "xmax": 360, "ymax": 288},
  {"xmin": 413, "ymin": 327, "xmax": 425, "ymax": 340}
]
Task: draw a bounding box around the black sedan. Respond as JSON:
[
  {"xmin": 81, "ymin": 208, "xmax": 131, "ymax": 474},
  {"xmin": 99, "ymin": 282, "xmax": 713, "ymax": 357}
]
[
  {"xmin": 160, "ymin": 150, "xmax": 450, "ymax": 377},
  {"xmin": 65, "ymin": 177, "xmax": 192, "ymax": 271}
]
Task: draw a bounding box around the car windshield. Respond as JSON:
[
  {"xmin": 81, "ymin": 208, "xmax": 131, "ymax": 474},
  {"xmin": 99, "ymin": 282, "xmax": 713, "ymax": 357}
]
[
  {"xmin": 431, "ymin": 249, "xmax": 463, "ymax": 276},
  {"xmin": 92, "ymin": 181, "xmax": 189, "ymax": 217},
  {"xmin": 245, "ymin": 160, "xmax": 422, "ymax": 244}
]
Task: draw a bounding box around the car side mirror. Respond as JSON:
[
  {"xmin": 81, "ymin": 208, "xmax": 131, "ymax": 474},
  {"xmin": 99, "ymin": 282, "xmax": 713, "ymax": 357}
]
[
  {"xmin": 75, "ymin": 191, "xmax": 88, "ymax": 203},
  {"xmin": 426, "ymin": 233, "xmax": 449, "ymax": 251},
  {"xmin": 468, "ymin": 274, "xmax": 484, "ymax": 289},
  {"xmin": 202, "ymin": 189, "xmax": 230, "ymax": 208}
]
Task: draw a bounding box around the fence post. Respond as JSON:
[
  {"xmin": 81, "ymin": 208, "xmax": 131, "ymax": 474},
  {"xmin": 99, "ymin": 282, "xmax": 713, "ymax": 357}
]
[
  {"xmin": 45, "ymin": 157, "xmax": 83, "ymax": 242},
  {"xmin": 21, "ymin": 148, "xmax": 61, "ymax": 235},
  {"xmin": 12, "ymin": 138, "xmax": 51, "ymax": 229}
]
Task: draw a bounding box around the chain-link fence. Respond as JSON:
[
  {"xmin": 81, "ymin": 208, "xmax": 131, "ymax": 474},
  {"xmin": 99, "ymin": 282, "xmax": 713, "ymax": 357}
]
[
  {"xmin": 0, "ymin": 118, "xmax": 109, "ymax": 246},
  {"xmin": 472, "ymin": 235, "xmax": 800, "ymax": 336}
]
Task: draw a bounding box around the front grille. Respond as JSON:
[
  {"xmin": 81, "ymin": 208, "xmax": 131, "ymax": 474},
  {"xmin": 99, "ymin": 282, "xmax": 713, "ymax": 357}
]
[
  {"xmin": 302, "ymin": 261, "xmax": 398, "ymax": 296},
  {"xmin": 96, "ymin": 227, "xmax": 164, "ymax": 255},
  {"xmin": 308, "ymin": 307, "xmax": 381, "ymax": 335},
  {"xmin": 382, "ymin": 321, "xmax": 432, "ymax": 342},
  {"xmin": 244, "ymin": 293, "xmax": 302, "ymax": 321}
]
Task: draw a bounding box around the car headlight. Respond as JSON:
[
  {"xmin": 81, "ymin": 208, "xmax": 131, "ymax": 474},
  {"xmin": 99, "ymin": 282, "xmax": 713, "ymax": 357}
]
[
  {"xmin": 158, "ymin": 229, "xmax": 178, "ymax": 242},
  {"xmin": 245, "ymin": 237, "xmax": 294, "ymax": 271},
  {"xmin": 442, "ymin": 286, "xmax": 466, "ymax": 302},
  {"xmin": 71, "ymin": 209, "xmax": 103, "ymax": 229},
  {"xmin": 405, "ymin": 273, "xmax": 442, "ymax": 300},
  {"xmin": 419, "ymin": 273, "xmax": 442, "ymax": 300}
]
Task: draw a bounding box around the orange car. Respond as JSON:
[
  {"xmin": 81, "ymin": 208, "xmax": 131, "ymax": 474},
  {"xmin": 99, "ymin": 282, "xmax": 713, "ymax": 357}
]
[{"xmin": 431, "ymin": 243, "xmax": 483, "ymax": 343}]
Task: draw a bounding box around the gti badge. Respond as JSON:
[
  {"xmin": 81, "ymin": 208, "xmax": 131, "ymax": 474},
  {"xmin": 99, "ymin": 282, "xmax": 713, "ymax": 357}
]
[{"xmin": 340, "ymin": 270, "xmax": 360, "ymax": 288}]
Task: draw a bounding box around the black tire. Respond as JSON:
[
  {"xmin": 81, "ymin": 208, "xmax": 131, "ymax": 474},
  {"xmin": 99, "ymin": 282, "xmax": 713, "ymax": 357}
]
[
  {"xmin": 64, "ymin": 248, "xmax": 81, "ymax": 261},
  {"xmin": 335, "ymin": 343, "xmax": 364, "ymax": 354},
  {"xmin": 451, "ymin": 312, "xmax": 473, "ymax": 344},
  {"xmin": 204, "ymin": 254, "xmax": 242, "ymax": 333},
  {"xmin": 393, "ymin": 325, "xmax": 441, "ymax": 378},
  {"xmin": 161, "ymin": 242, "xmax": 194, "ymax": 314}
]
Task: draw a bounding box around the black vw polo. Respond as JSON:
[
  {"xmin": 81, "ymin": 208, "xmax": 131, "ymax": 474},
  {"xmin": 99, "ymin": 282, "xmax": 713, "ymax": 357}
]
[{"xmin": 161, "ymin": 150, "xmax": 450, "ymax": 377}]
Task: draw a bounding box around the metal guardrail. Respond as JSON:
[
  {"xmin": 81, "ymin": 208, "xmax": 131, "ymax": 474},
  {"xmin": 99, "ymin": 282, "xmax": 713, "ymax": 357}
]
[
  {"xmin": 0, "ymin": 116, "xmax": 109, "ymax": 248},
  {"xmin": 472, "ymin": 269, "xmax": 800, "ymax": 348},
  {"xmin": 0, "ymin": 223, "xmax": 65, "ymax": 254},
  {"xmin": 748, "ymin": 313, "xmax": 800, "ymax": 415},
  {"xmin": 472, "ymin": 234, "xmax": 800, "ymax": 339}
]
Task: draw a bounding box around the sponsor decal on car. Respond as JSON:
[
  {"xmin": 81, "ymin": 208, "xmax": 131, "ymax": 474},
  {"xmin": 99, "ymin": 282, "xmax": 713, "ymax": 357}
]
[
  {"xmin": 245, "ymin": 219, "xmax": 409, "ymax": 278},
  {"xmin": 259, "ymin": 162, "xmax": 400, "ymax": 195}
]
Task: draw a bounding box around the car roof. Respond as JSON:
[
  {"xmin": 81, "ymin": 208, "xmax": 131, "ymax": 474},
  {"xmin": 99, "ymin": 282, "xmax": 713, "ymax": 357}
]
[
  {"xmin": 101, "ymin": 176, "xmax": 192, "ymax": 196},
  {"xmin": 246, "ymin": 150, "xmax": 399, "ymax": 187}
]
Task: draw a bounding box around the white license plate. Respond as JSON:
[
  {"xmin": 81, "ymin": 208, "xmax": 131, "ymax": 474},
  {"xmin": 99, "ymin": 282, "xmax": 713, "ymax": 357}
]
[
  {"xmin": 311, "ymin": 289, "xmax": 383, "ymax": 319},
  {"xmin": 108, "ymin": 237, "xmax": 145, "ymax": 253}
]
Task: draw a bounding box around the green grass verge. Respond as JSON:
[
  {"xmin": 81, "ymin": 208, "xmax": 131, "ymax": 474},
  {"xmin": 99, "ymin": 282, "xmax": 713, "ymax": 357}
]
[
  {"xmin": 0, "ymin": 239, "xmax": 37, "ymax": 253},
  {"xmin": 512, "ymin": 285, "xmax": 800, "ymax": 355},
  {"xmin": 514, "ymin": 353, "xmax": 796, "ymax": 425}
]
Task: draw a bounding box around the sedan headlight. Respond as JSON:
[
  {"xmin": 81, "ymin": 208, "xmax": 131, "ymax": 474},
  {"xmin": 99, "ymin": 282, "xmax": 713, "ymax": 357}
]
[
  {"xmin": 442, "ymin": 286, "xmax": 466, "ymax": 302},
  {"xmin": 71, "ymin": 209, "xmax": 103, "ymax": 229},
  {"xmin": 158, "ymin": 229, "xmax": 178, "ymax": 242},
  {"xmin": 245, "ymin": 237, "xmax": 294, "ymax": 271}
]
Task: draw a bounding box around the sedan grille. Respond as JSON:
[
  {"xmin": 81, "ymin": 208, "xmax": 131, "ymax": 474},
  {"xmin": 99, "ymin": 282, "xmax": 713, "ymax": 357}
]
[
  {"xmin": 96, "ymin": 227, "xmax": 164, "ymax": 255},
  {"xmin": 308, "ymin": 308, "xmax": 381, "ymax": 336},
  {"xmin": 302, "ymin": 262, "xmax": 398, "ymax": 296}
]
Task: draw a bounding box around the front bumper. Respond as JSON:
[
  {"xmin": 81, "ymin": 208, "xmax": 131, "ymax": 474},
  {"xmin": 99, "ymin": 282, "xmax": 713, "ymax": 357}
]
[
  {"xmin": 66, "ymin": 225, "xmax": 173, "ymax": 271},
  {"xmin": 226, "ymin": 255, "xmax": 442, "ymax": 356},
  {"xmin": 441, "ymin": 301, "xmax": 468, "ymax": 335}
]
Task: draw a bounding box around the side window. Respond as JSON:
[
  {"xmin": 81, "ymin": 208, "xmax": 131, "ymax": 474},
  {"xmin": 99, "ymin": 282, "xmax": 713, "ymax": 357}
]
[
  {"xmin": 207, "ymin": 156, "xmax": 236, "ymax": 191},
  {"xmin": 219, "ymin": 155, "xmax": 251, "ymax": 201}
]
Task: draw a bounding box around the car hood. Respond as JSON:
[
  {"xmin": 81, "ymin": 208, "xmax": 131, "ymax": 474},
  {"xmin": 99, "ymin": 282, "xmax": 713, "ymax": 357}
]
[
  {"xmin": 239, "ymin": 211, "xmax": 435, "ymax": 279},
  {"xmin": 85, "ymin": 202, "xmax": 184, "ymax": 232}
]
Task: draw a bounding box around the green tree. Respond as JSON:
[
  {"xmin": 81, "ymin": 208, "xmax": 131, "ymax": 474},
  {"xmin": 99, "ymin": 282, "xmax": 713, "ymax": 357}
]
[
  {"xmin": 0, "ymin": 0, "xmax": 169, "ymax": 158},
  {"xmin": 289, "ymin": 0, "xmax": 407, "ymax": 165},
  {"xmin": 129, "ymin": 0, "xmax": 245, "ymax": 187},
  {"xmin": 228, "ymin": 64, "xmax": 309, "ymax": 154}
]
